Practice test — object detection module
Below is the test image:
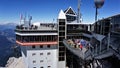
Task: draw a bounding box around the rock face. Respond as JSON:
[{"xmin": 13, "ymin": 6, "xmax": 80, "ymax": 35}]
[
  {"xmin": 0, "ymin": 23, "xmax": 21, "ymax": 67},
  {"xmin": 5, "ymin": 57, "xmax": 26, "ymax": 68}
]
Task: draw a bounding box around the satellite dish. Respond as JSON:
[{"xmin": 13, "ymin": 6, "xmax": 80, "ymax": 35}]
[{"xmin": 94, "ymin": 0, "xmax": 104, "ymax": 9}]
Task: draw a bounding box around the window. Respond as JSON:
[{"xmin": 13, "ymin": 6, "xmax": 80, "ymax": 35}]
[
  {"xmin": 59, "ymin": 57, "xmax": 65, "ymax": 61},
  {"xmin": 32, "ymin": 53, "xmax": 36, "ymax": 56},
  {"xmin": 32, "ymin": 45, "xmax": 35, "ymax": 48},
  {"xmin": 40, "ymin": 45, "xmax": 43, "ymax": 48},
  {"xmin": 47, "ymin": 45, "xmax": 50, "ymax": 48},
  {"xmin": 40, "ymin": 53, "xmax": 43, "ymax": 55},
  {"xmin": 59, "ymin": 32, "xmax": 65, "ymax": 36},
  {"xmin": 59, "ymin": 27, "xmax": 65, "ymax": 30},
  {"xmin": 59, "ymin": 37, "xmax": 65, "ymax": 41},
  {"xmin": 48, "ymin": 66, "xmax": 51, "ymax": 68},
  {"xmin": 40, "ymin": 60, "xmax": 43, "ymax": 62},
  {"xmin": 59, "ymin": 52, "xmax": 65, "ymax": 56},
  {"xmin": 33, "ymin": 60, "xmax": 36, "ymax": 63},
  {"xmin": 47, "ymin": 52, "xmax": 51, "ymax": 55},
  {"xmin": 59, "ymin": 46, "xmax": 65, "ymax": 51}
]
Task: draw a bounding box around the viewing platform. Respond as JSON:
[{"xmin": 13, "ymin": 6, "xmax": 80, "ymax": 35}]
[
  {"xmin": 63, "ymin": 32, "xmax": 120, "ymax": 62},
  {"xmin": 63, "ymin": 39, "xmax": 93, "ymax": 60}
]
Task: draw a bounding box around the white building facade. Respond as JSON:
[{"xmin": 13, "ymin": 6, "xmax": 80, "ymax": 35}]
[{"xmin": 16, "ymin": 24, "xmax": 58, "ymax": 68}]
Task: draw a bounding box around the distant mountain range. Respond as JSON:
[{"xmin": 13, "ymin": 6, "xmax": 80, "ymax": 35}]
[
  {"xmin": 0, "ymin": 23, "xmax": 16, "ymax": 31},
  {"xmin": 0, "ymin": 23, "xmax": 21, "ymax": 67}
]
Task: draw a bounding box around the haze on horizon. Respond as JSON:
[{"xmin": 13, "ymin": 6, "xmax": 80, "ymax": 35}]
[{"xmin": 0, "ymin": 0, "xmax": 120, "ymax": 24}]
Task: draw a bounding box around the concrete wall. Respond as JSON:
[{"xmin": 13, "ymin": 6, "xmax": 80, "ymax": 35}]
[
  {"xmin": 26, "ymin": 45, "xmax": 58, "ymax": 68},
  {"xmin": 58, "ymin": 61, "xmax": 66, "ymax": 68},
  {"xmin": 6, "ymin": 57, "xmax": 26, "ymax": 68}
]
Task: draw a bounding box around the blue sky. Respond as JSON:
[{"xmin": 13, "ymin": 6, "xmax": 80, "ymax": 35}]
[{"xmin": 0, "ymin": 0, "xmax": 120, "ymax": 24}]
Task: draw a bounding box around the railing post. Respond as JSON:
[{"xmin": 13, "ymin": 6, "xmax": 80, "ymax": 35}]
[
  {"xmin": 100, "ymin": 41, "xmax": 102, "ymax": 54},
  {"xmin": 96, "ymin": 44, "xmax": 97, "ymax": 54},
  {"xmin": 107, "ymin": 33, "xmax": 110, "ymax": 51}
]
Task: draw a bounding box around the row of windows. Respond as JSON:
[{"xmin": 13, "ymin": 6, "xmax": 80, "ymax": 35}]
[
  {"xmin": 66, "ymin": 15, "xmax": 76, "ymax": 22},
  {"xmin": 67, "ymin": 25, "xmax": 88, "ymax": 30},
  {"xmin": 33, "ymin": 60, "xmax": 44, "ymax": 63},
  {"xmin": 32, "ymin": 51, "xmax": 52, "ymax": 68},
  {"xmin": 32, "ymin": 45, "xmax": 51, "ymax": 49},
  {"xmin": 16, "ymin": 35, "xmax": 57, "ymax": 42},
  {"xmin": 33, "ymin": 59, "xmax": 51, "ymax": 63},
  {"xmin": 67, "ymin": 25, "xmax": 79, "ymax": 29},
  {"xmin": 16, "ymin": 29, "xmax": 57, "ymax": 33},
  {"xmin": 59, "ymin": 38, "xmax": 65, "ymax": 61},
  {"xmin": 33, "ymin": 66, "xmax": 51, "ymax": 68},
  {"xmin": 32, "ymin": 52, "xmax": 51, "ymax": 56}
]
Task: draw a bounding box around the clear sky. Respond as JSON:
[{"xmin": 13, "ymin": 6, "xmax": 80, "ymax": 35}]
[{"xmin": 0, "ymin": 0, "xmax": 120, "ymax": 24}]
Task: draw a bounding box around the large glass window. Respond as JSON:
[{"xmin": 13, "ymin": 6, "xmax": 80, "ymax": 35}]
[{"xmin": 18, "ymin": 35, "xmax": 58, "ymax": 42}]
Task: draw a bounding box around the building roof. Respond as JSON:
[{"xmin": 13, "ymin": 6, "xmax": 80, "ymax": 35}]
[
  {"xmin": 95, "ymin": 13, "xmax": 120, "ymax": 23},
  {"xmin": 93, "ymin": 33, "xmax": 106, "ymax": 41},
  {"xmin": 82, "ymin": 33, "xmax": 93, "ymax": 38},
  {"xmin": 58, "ymin": 10, "xmax": 66, "ymax": 19},
  {"xmin": 64, "ymin": 6, "xmax": 76, "ymax": 15}
]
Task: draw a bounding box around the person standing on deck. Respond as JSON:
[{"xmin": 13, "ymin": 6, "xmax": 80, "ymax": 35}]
[{"xmin": 80, "ymin": 43, "xmax": 83, "ymax": 50}]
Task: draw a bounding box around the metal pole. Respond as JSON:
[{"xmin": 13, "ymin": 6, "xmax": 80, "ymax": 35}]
[
  {"xmin": 107, "ymin": 20, "xmax": 111, "ymax": 51},
  {"xmin": 96, "ymin": 44, "xmax": 97, "ymax": 54},
  {"xmin": 100, "ymin": 21, "xmax": 102, "ymax": 35},
  {"xmin": 95, "ymin": 8, "xmax": 98, "ymax": 33},
  {"xmin": 77, "ymin": 0, "xmax": 81, "ymax": 23},
  {"xmin": 100, "ymin": 41, "xmax": 102, "ymax": 54},
  {"xmin": 95, "ymin": 8, "xmax": 98, "ymax": 22},
  {"xmin": 107, "ymin": 31, "xmax": 110, "ymax": 51}
]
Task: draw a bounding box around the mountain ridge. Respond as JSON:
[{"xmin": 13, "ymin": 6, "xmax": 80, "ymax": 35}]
[{"xmin": 0, "ymin": 23, "xmax": 21, "ymax": 67}]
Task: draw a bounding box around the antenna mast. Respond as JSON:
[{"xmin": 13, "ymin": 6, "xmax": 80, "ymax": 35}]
[
  {"xmin": 28, "ymin": 15, "xmax": 32, "ymax": 27},
  {"xmin": 77, "ymin": 0, "xmax": 81, "ymax": 23}
]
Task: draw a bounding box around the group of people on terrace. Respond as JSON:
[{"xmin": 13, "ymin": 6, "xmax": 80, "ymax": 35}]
[{"xmin": 67, "ymin": 39, "xmax": 91, "ymax": 51}]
